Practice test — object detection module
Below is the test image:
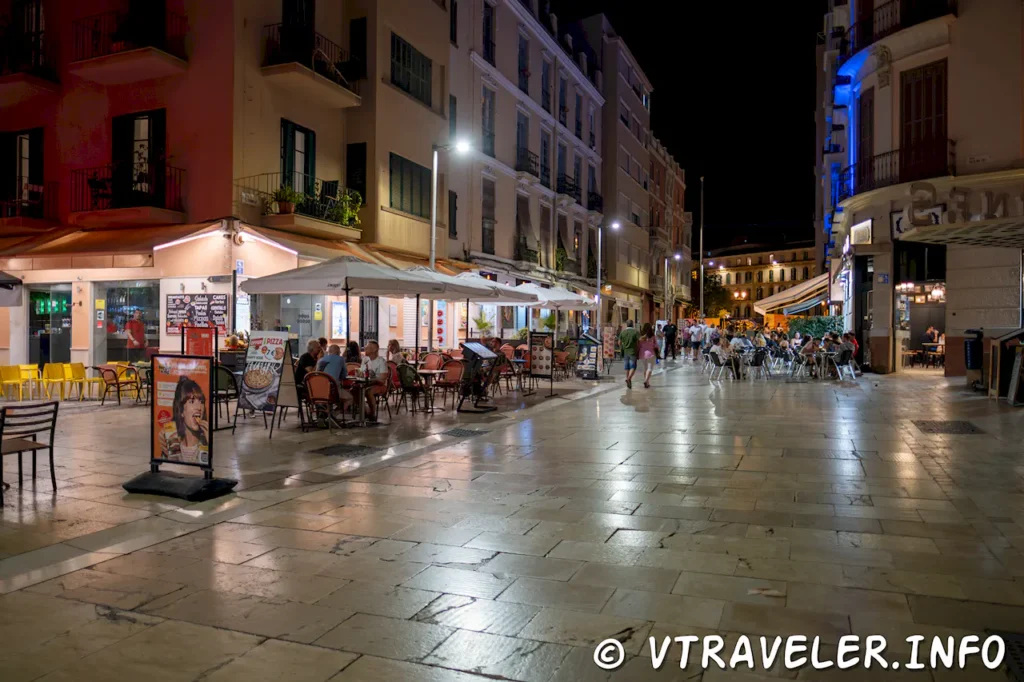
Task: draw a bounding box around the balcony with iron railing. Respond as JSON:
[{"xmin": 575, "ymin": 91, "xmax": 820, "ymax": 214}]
[
  {"xmin": 235, "ymin": 171, "xmax": 361, "ymax": 238},
  {"xmin": 836, "ymin": 138, "xmax": 955, "ymax": 203},
  {"xmin": 846, "ymin": 0, "xmax": 957, "ymax": 58},
  {"xmin": 556, "ymin": 174, "xmax": 581, "ymax": 204},
  {"xmin": 0, "ymin": 181, "xmax": 59, "ymax": 226},
  {"xmin": 261, "ymin": 24, "xmax": 362, "ymax": 108},
  {"xmin": 587, "ymin": 191, "xmax": 603, "ymax": 213},
  {"xmin": 70, "ymin": 161, "xmax": 186, "ymax": 225},
  {"xmin": 0, "ymin": 28, "xmax": 59, "ymax": 104},
  {"xmin": 69, "ymin": 6, "xmax": 188, "ymax": 84},
  {"xmin": 515, "ymin": 148, "xmax": 539, "ymax": 177}
]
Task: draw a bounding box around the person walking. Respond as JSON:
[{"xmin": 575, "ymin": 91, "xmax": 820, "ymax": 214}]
[
  {"xmin": 663, "ymin": 320, "xmax": 678, "ymax": 360},
  {"xmin": 638, "ymin": 323, "xmax": 659, "ymax": 388},
  {"xmin": 619, "ymin": 320, "xmax": 640, "ymax": 389}
]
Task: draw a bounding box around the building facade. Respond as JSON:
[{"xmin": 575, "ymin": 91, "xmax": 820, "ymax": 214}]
[
  {"xmin": 0, "ymin": 0, "xmax": 460, "ymax": 365},
  {"xmin": 708, "ymin": 243, "xmax": 818, "ymax": 321},
  {"xmin": 446, "ymin": 0, "xmax": 604, "ymax": 336},
  {"xmin": 819, "ymin": 0, "xmax": 1024, "ymax": 376},
  {"xmin": 579, "ymin": 13, "xmax": 653, "ymax": 327}
]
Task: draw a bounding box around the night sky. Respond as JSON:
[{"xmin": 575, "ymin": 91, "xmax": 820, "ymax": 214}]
[{"xmin": 553, "ymin": 0, "xmax": 827, "ymax": 252}]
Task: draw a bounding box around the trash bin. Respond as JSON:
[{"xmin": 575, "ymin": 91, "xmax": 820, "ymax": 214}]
[{"xmin": 965, "ymin": 328, "xmax": 984, "ymax": 371}]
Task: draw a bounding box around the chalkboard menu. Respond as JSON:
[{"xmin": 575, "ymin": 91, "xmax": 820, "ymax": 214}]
[{"xmin": 166, "ymin": 294, "xmax": 229, "ymax": 335}]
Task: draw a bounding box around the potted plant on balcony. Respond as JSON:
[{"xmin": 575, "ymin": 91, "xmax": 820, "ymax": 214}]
[{"xmin": 272, "ymin": 186, "xmax": 302, "ymax": 214}]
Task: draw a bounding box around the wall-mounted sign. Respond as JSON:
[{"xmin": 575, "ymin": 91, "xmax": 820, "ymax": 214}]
[
  {"xmin": 166, "ymin": 294, "xmax": 229, "ymax": 335},
  {"xmin": 877, "ymin": 274, "xmax": 890, "ymax": 284},
  {"xmin": 850, "ymin": 219, "xmax": 872, "ymax": 245},
  {"xmin": 235, "ymin": 259, "xmax": 244, "ymax": 275},
  {"xmin": 892, "ymin": 206, "xmax": 943, "ymax": 239}
]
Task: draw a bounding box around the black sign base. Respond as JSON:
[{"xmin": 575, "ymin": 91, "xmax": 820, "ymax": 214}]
[{"xmin": 123, "ymin": 471, "xmax": 237, "ymax": 502}]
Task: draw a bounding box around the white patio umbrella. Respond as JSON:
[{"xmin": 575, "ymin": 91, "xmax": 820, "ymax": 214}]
[
  {"xmin": 514, "ymin": 283, "xmax": 596, "ymax": 310},
  {"xmin": 240, "ymin": 256, "xmax": 446, "ymax": 344},
  {"xmin": 451, "ymin": 271, "xmax": 539, "ymax": 343}
]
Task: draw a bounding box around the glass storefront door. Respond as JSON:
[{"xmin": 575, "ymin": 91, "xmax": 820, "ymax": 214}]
[
  {"xmin": 28, "ymin": 284, "xmax": 72, "ymax": 367},
  {"xmin": 97, "ymin": 280, "xmax": 159, "ymax": 362}
]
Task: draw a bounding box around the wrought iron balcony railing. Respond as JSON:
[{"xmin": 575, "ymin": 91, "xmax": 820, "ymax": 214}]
[
  {"xmin": 515, "ymin": 148, "xmax": 539, "ymax": 177},
  {"xmin": 847, "ymin": 0, "xmax": 957, "ymax": 56},
  {"xmin": 837, "ymin": 138, "xmax": 955, "ymax": 202},
  {"xmin": 71, "ymin": 161, "xmax": 185, "ymax": 213},
  {"xmin": 557, "ymin": 173, "xmax": 581, "ymax": 204},
  {"xmin": 263, "ymin": 24, "xmax": 361, "ymax": 94},
  {"xmin": 235, "ymin": 172, "xmax": 360, "ymax": 227},
  {"xmin": 73, "ymin": 7, "xmax": 188, "ymax": 62}
]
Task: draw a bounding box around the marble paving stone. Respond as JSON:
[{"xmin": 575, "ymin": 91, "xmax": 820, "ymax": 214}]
[
  {"xmin": 548, "ymin": 540, "xmax": 644, "ymax": 565},
  {"xmin": 718, "ymin": 602, "xmax": 851, "ymax": 644},
  {"xmin": 200, "ymin": 639, "xmax": 358, "ymax": 682},
  {"xmin": 396, "ymin": 543, "xmax": 495, "ymax": 565},
  {"xmin": 415, "ymin": 596, "xmax": 540, "ymax": 636},
  {"xmin": 315, "ymin": 612, "xmax": 454, "ymax": 661},
  {"xmin": 328, "ymin": 655, "xmax": 495, "ymax": 681},
  {"xmin": 601, "ymin": 588, "xmax": 725, "ymax": 629},
  {"xmin": 481, "ymin": 553, "xmax": 583, "ymax": 581},
  {"xmin": 315, "ymin": 581, "xmax": 441, "ymax": 618},
  {"xmin": 517, "ymin": 607, "xmax": 653, "ymax": 655},
  {"xmin": 463, "ymin": 531, "xmax": 560, "ymax": 556},
  {"xmin": 671, "ymin": 571, "xmax": 788, "ymax": 604},
  {"xmin": 423, "ymin": 629, "xmax": 572, "ymax": 682},
  {"xmin": 170, "ymin": 559, "xmax": 350, "ymax": 603},
  {"xmin": 25, "ymin": 568, "xmax": 186, "ymax": 610},
  {"xmin": 785, "ymin": 582, "xmax": 912, "ymax": 620},
  {"xmin": 569, "ymin": 561, "xmax": 680, "ymax": 593},
  {"xmin": 498, "ymin": 576, "xmax": 614, "ymax": 613},
  {"xmin": 150, "ymin": 588, "xmax": 354, "ymax": 642},
  {"xmin": 403, "ymin": 565, "xmax": 515, "ymax": 599}
]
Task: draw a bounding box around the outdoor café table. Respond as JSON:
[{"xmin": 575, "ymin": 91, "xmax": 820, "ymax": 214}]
[
  {"xmin": 417, "ymin": 369, "xmax": 446, "ymax": 413},
  {"xmin": 345, "ymin": 375, "xmax": 375, "ymax": 426},
  {"xmin": 511, "ymin": 358, "xmax": 527, "ymax": 390}
]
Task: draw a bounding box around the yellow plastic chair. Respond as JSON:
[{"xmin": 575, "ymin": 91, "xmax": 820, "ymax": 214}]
[
  {"xmin": 19, "ymin": 365, "xmax": 40, "ymax": 400},
  {"xmin": 41, "ymin": 363, "xmax": 66, "ymax": 400},
  {"xmin": 1, "ymin": 366, "xmax": 26, "ymax": 400},
  {"xmin": 66, "ymin": 363, "xmax": 102, "ymax": 400}
]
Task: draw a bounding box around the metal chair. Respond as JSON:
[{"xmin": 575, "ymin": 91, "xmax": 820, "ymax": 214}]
[
  {"xmin": 433, "ymin": 360, "xmax": 464, "ymax": 409},
  {"xmin": 213, "ymin": 364, "xmax": 239, "ymax": 424},
  {"xmin": 830, "ymin": 349, "xmax": 857, "ymax": 381},
  {"xmin": 99, "ymin": 365, "xmax": 140, "ymax": 405},
  {"xmin": 747, "ymin": 349, "xmax": 770, "ymax": 380},
  {"xmin": 396, "ymin": 363, "xmax": 427, "ymax": 413},
  {"xmin": 303, "ymin": 371, "xmax": 346, "ymax": 431},
  {"xmin": 0, "ymin": 401, "xmax": 59, "ymax": 501},
  {"xmin": 708, "ymin": 352, "xmax": 728, "ymax": 380}
]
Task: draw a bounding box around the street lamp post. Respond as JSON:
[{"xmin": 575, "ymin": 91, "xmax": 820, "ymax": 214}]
[
  {"xmin": 664, "ymin": 253, "xmax": 681, "ymax": 322},
  {"xmin": 595, "ymin": 220, "xmax": 620, "ymax": 344},
  {"xmin": 429, "ymin": 140, "xmax": 471, "ymax": 350},
  {"xmin": 699, "ymin": 176, "xmax": 705, "ymax": 319}
]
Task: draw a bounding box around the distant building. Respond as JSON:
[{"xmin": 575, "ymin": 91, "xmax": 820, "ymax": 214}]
[{"xmin": 705, "ymin": 242, "xmax": 818, "ymax": 321}]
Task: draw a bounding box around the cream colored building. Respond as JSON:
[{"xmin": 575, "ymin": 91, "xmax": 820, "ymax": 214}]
[
  {"xmin": 446, "ymin": 0, "xmax": 604, "ymax": 335},
  {"xmin": 709, "ymin": 243, "xmax": 818, "ymax": 320},
  {"xmin": 578, "ymin": 14, "xmax": 652, "ymax": 325},
  {"xmin": 821, "ymin": 0, "xmax": 1024, "ymax": 376}
]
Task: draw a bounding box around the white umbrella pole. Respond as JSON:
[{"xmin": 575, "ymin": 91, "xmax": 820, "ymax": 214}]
[
  {"xmin": 415, "ymin": 294, "xmax": 421, "ymax": 362},
  {"xmin": 345, "ymin": 283, "xmax": 350, "ymax": 345},
  {"xmin": 466, "ymin": 298, "xmax": 470, "ymax": 342}
]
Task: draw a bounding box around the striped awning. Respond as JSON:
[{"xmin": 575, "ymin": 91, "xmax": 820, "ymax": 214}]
[
  {"xmin": 898, "ymin": 217, "xmax": 1024, "ymax": 248},
  {"xmin": 754, "ymin": 273, "xmax": 829, "ymax": 316}
]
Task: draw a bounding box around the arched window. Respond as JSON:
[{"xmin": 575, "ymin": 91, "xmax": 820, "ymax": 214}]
[
  {"xmin": 746, "ymin": 257, "xmax": 752, "ymax": 266},
  {"xmin": 744, "ymin": 305, "xmax": 750, "ymax": 318},
  {"xmin": 779, "ymin": 270, "xmax": 785, "ymax": 282},
  {"xmin": 756, "ymin": 287, "xmax": 763, "ymax": 300},
  {"xmin": 791, "ymin": 268, "xmax": 797, "ymax": 281},
  {"xmin": 745, "ymin": 272, "xmax": 752, "ymax": 283},
  {"xmin": 757, "ymin": 271, "xmax": 763, "ymax": 283},
  {"xmin": 725, "ymin": 273, "xmax": 731, "ymax": 284},
  {"xmin": 804, "ymin": 267, "xmax": 810, "ymax": 279},
  {"xmin": 768, "ymin": 271, "xmax": 774, "ymax": 283}
]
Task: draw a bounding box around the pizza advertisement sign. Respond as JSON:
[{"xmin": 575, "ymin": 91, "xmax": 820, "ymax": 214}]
[
  {"xmin": 166, "ymin": 294, "xmax": 229, "ymax": 335},
  {"xmin": 151, "ymin": 355, "xmax": 214, "ymax": 470},
  {"xmin": 237, "ymin": 331, "xmax": 288, "ymax": 413}
]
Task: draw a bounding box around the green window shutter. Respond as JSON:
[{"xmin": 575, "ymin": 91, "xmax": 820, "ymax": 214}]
[{"xmin": 281, "ymin": 119, "xmax": 295, "ymax": 187}]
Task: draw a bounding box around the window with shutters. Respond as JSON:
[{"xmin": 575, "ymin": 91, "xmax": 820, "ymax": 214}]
[
  {"xmin": 779, "ymin": 269, "xmax": 785, "ymax": 282},
  {"xmin": 449, "ymin": 95, "xmax": 456, "ymax": 139},
  {"xmin": 901, "ymin": 59, "xmax": 948, "ymax": 180},
  {"xmin": 391, "ymin": 33, "xmax": 432, "ymax": 107},
  {"xmin": 449, "ymin": 0, "xmax": 457, "ymax": 44},
  {"xmin": 2, "ymin": 127, "xmax": 43, "ymax": 215},
  {"xmin": 281, "ymin": 118, "xmax": 315, "ymax": 195},
  {"xmin": 541, "ymin": 60, "xmax": 551, "ymax": 112},
  {"xmin": 481, "ymin": 178, "xmax": 495, "ymax": 254},
  {"xmin": 482, "ymin": 87, "xmax": 496, "ymax": 157},
  {"xmin": 388, "ymin": 153, "xmax": 431, "ymax": 218},
  {"xmin": 803, "ymin": 266, "xmax": 809, "ymax": 279},
  {"xmin": 346, "ymin": 142, "xmax": 366, "ymax": 201},
  {"xmin": 791, "ymin": 268, "xmax": 797, "ymax": 281}
]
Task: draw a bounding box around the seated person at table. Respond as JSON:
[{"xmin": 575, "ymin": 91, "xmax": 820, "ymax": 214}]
[
  {"xmin": 360, "ymin": 341, "xmax": 389, "ymax": 422},
  {"xmin": 801, "ymin": 337, "xmax": 820, "ymax": 377},
  {"xmin": 317, "ymin": 337, "xmax": 329, "ymax": 361},
  {"xmin": 729, "ymin": 332, "xmax": 747, "ymax": 353},
  {"xmin": 316, "ymin": 344, "xmax": 345, "ymax": 382},
  {"xmin": 294, "ymin": 339, "xmax": 321, "ymax": 388},
  {"xmin": 712, "ymin": 336, "xmax": 741, "ymax": 378},
  {"xmin": 920, "ymin": 326, "xmax": 938, "ymax": 345},
  {"xmin": 344, "ymin": 341, "xmax": 362, "ymax": 364},
  {"xmin": 387, "ymin": 339, "xmax": 405, "ymax": 363}
]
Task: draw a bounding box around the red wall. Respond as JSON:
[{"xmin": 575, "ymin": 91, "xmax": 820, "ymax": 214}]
[{"xmin": 0, "ymin": 0, "xmax": 235, "ymax": 224}]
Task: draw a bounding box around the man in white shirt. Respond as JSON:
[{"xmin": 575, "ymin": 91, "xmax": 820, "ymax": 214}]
[
  {"xmin": 688, "ymin": 323, "xmax": 702, "ymax": 360},
  {"xmin": 359, "ymin": 341, "xmax": 389, "ymax": 422}
]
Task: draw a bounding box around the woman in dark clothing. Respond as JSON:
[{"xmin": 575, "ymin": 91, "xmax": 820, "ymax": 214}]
[{"xmin": 344, "ymin": 341, "xmax": 362, "ymax": 364}]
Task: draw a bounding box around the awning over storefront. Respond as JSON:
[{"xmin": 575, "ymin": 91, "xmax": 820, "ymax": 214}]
[
  {"xmin": 899, "ymin": 218, "xmax": 1024, "ymax": 248},
  {"xmin": 246, "ymin": 226, "xmax": 354, "ymax": 262},
  {"xmin": 0, "ymin": 222, "xmax": 220, "ymax": 258},
  {"xmin": 783, "ymin": 294, "xmax": 828, "ymax": 315},
  {"xmin": 754, "ymin": 273, "xmax": 829, "ymax": 316}
]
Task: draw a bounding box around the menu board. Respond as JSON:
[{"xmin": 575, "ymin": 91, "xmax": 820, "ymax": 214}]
[
  {"xmin": 237, "ymin": 331, "xmax": 288, "ymax": 413},
  {"xmin": 183, "ymin": 325, "xmax": 216, "ymax": 357},
  {"xmin": 166, "ymin": 294, "xmax": 229, "ymax": 335},
  {"xmin": 152, "ymin": 355, "xmax": 213, "ymax": 468},
  {"xmin": 529, "ymin": 331, "xmax": 553, "ymax": 379},
  {"xmin": 576, "ymin": 343, "xmax": 601, "ymax": 379},
  {"xmin": 602, "ymin": 326, "xmax": 617, "ymax": 359}
]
